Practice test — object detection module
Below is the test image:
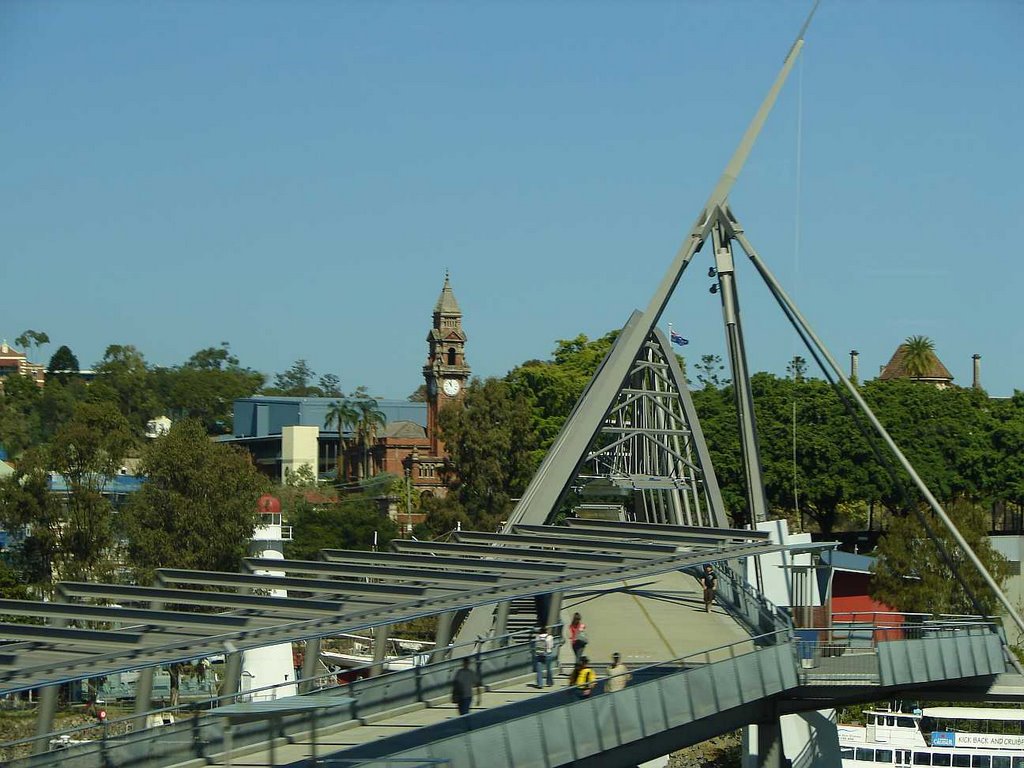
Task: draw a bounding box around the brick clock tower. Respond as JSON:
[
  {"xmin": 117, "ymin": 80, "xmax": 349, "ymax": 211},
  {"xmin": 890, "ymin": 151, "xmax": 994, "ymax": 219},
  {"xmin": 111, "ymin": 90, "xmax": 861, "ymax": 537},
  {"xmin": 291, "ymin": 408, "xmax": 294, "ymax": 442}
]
[{"xmin": 423, "ymin": 272, "xmax": 470, "ymax": 456}]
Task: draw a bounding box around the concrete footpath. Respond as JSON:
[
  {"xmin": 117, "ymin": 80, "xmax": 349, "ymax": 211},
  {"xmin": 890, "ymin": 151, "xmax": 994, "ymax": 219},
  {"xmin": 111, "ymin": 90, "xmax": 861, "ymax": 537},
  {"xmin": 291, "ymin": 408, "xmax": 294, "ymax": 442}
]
[{"xmin": 558, "ymin": 570, "xmax": 752, "ymax": 668}]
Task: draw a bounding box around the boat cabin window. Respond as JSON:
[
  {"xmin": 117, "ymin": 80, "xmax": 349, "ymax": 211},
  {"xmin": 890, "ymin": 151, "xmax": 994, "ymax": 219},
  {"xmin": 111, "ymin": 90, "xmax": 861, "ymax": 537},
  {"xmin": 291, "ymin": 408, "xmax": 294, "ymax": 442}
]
[
  {"xmin": 899, "ymin": 718, "xmax": 916, "ymax": 728},
  {"xmin": 971, "ymin": 757, "xmax": 991, "ymax": 768},
  {"xmin": 992, "ymin": 757, "xmax": 1010, "ymax": 768},
  {"xmin": 858, "ymin": 749, "xmax": 876, "ymax": 762},
  {"xmin": 842, "ymin": 748, "xmax": 855, "ymax": 761},
  {"xmin": 887, "ymin": 716, "xmax": 897, "ymax": 726},
  {"xmin": 869, "ymin": 715, "xmax": 876, "ymax": 725},
  {"xmin": 952, "ymin": 755, "xmax": 971, "ymax": 768},
  {"xmin": 933, "ymin": 753, "xmax": 952, "ymax": 766},
  {"xmin": 878, "ymin": 750, "xmax": 894, "ymax": 763},
  {"xmin": 1012, "ymin": 758, "xmax": 1024, "ymax": 768},
  {"xmin": 915, "ymin": 753, "xmax": 933, "ymax": 766}
]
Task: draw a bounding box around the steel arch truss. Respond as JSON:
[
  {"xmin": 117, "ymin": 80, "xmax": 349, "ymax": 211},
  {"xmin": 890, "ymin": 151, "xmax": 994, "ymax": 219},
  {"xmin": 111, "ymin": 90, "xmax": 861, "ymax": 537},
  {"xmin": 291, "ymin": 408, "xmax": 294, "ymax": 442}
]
[{"xmin": 577, "ymin": 328, "xmax": 724, "ymax": 527}]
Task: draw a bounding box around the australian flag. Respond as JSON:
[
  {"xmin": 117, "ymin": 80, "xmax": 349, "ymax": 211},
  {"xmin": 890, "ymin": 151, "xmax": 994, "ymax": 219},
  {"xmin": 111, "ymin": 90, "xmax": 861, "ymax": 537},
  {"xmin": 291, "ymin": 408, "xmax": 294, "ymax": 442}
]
[{"xmin": 670, "ymin": 330, "xmax": 689, "ymax": 347}]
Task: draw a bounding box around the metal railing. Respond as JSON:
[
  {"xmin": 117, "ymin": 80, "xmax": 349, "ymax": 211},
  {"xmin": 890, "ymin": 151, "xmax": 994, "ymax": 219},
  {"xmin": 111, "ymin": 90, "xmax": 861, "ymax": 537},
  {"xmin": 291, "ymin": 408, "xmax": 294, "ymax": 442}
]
[
  {"xmin": 0, "ymin": 628, "xmax": 536, "ymax": 767},
  {"xmin": 713, "ymin": 559, "xmax": 793, "ymax": 637},
  {"xmin": 315, "ymin": 760, "xmax": 452, "ymax": 767},
  {"xmin": 356, "ymin": 628, "xmax": 798, "ymax": 768},
  {"xmin": 795, "ymin": 618, "xmax": 1002, "ymax": 686}
]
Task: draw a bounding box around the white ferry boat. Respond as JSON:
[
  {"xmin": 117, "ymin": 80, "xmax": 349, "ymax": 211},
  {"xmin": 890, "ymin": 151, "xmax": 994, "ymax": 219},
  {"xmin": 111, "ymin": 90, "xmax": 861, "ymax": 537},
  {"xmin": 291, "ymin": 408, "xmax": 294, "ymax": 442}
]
[{"xmin": 840, "ymin": 705, "xmax": 1024, "ymax": 768}]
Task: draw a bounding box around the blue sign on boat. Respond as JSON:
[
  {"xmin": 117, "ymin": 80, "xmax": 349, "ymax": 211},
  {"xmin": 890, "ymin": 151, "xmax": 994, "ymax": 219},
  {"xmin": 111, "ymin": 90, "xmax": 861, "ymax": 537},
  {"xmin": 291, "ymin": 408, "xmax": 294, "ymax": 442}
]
[{"xmin": 932, "ymin": 732, "xmax": 956, "ymax": 748}]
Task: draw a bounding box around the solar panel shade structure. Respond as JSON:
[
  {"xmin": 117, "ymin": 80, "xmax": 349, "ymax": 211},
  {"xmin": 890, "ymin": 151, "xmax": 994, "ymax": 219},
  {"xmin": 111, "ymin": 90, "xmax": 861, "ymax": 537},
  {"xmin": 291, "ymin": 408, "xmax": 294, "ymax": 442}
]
[
  {"xmin": 452, "ymin": 529, "xmax": 681, "ymax": 555},
  {"xmin": 563, "ymin": 518, "xmax": 771, "ymax": 541},
  {"xmin": 155, "ymin": 568, "xmax": 431, "ymax": 598},
  {"xmin": 245, "ymin": 558, "xmax": 507, "ymax": 585},
  {"xmin": 318, "ymin": 549, "xmax": 567, "ymax": 574},
  {"xmin": 0, "ymin": 523, "xmax": 786, "ymax": 696},
  {"xmin": 389, "ymin": 538, "xmax": 629, "ymax": 566}
]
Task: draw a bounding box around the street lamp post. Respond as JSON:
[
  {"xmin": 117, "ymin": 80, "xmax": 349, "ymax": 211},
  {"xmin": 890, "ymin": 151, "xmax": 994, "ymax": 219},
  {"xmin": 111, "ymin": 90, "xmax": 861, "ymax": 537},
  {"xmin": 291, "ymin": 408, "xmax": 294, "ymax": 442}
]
[{"xmin": 405, "ymin": 447, "xmax": 419, "ymax": 536}]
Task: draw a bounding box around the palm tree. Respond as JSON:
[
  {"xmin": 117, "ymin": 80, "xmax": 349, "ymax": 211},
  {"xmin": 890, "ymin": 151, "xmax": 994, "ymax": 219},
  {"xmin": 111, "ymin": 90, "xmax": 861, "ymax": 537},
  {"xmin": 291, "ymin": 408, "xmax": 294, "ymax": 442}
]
[
  {"xmin": 354, "ymin": 396, "xmax": 387, "ymax": 479},
  {"xmin": 902, "ymin": 335, "xmax": 936, "ymax": 380},
  {"xmin": 325, "ymin": 398, "xmax": 359, "ymax": 482}
]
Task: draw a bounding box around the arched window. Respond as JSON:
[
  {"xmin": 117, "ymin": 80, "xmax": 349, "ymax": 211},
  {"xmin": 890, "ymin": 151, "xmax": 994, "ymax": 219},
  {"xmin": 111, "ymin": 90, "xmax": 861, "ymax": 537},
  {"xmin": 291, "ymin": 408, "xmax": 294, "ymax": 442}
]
[
  {"xmin": 447, "ymin": 347, "xmax": 457, "ymax": 365},
  {"xmin": 420, "ymin": 490, "xmax": 434, "ymax": 501}
]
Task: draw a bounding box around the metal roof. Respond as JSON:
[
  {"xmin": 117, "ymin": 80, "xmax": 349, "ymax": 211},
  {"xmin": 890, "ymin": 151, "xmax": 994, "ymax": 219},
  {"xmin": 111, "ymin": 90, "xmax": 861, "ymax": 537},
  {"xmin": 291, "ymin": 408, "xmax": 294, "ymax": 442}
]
[{"xmin": 0, "ymin": 522, "xmax": 787, "ymax": 696}]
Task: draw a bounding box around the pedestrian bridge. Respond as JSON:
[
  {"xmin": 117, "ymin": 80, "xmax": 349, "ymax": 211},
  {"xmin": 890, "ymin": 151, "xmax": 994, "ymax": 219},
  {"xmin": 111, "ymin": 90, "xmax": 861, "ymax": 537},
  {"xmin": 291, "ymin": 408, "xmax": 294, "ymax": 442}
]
[{"xmin": 0, "ymin": 534, "xmax": 1011, "ymax": 768}]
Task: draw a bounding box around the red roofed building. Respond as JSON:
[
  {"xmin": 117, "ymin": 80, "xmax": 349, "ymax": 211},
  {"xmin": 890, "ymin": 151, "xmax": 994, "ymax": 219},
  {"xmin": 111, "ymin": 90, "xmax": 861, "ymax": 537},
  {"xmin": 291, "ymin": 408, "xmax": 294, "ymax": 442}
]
[
  {"xmin": 0, "ymin": 341, "xmax": 45, "ymax": 389},
  {"xmin": 878, "ymin": 342, "xmax": 954, "ymax": 388}
]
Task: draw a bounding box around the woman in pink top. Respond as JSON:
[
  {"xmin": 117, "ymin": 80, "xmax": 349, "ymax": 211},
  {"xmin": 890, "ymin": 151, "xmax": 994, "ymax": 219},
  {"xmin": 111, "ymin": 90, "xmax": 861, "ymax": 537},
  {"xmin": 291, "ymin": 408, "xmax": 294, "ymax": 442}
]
[{"xmin": 569, "ymin": 612, "xmax": 588, "ymax": 660}]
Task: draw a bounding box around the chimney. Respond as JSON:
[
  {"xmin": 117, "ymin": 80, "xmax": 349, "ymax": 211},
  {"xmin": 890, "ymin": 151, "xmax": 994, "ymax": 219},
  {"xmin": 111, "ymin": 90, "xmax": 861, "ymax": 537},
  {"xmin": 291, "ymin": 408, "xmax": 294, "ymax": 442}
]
[
  {"xmin": 972, "ymin": 354, "xmax": 981, "ymax": 390},
  {"xmin": 850, "ymin": 350, "xmax": 860, "ymax": 382}
]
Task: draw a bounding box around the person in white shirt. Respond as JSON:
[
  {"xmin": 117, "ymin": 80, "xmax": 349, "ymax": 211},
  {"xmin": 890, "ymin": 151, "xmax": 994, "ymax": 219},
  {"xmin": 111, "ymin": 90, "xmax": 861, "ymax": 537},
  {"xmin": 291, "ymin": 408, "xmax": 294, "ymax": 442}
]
[
  {"xmin": 533, "ymin": 625, "xmax": 555, "ymax": 687},
  {"xmin": 606, "ymin": 652, "xmax": 631, "ymax": 693}
]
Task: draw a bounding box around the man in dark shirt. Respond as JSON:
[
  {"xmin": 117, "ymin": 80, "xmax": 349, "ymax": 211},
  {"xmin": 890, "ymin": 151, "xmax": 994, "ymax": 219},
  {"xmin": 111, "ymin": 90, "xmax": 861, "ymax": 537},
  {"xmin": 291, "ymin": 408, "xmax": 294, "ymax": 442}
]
[
  {"xmin": 451, "ymin": 657, "xmax": 479, "ymax": 716},
  {"xmin": 701, "ymin": 563, "xmax": 718, "ymax": 612}
]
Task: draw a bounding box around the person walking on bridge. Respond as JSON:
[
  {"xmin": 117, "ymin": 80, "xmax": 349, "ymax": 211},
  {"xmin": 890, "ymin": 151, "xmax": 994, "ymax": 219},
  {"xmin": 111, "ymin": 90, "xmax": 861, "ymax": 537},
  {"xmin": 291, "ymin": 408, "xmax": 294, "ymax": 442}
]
[
  {"xmin": 606, "ymin": 653, "xmax": 631, "ymax": 693},
  {"xmin": 568, "ymin": 612, "xmax": 588, "ymax": 660},
  {"xmin": 571, "ymin": 656, "xmax": 596, "ymax": 698},
  {"xmin": 700, "ymin": 563, "xmax": 717, "ymax": 613},
  {"xmin": 533, "ymin": 625, "xmax": 555, "ymax": 687},
  {"xmin": 451, "ymin": 657, "xmax": 479, "ymax": 716}
]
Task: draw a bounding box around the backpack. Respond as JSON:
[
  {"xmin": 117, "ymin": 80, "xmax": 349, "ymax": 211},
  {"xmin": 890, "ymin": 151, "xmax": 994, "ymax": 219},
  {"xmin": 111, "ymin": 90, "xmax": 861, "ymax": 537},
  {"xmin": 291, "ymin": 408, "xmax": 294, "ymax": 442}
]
[{"xmin": 535, "ymin": 633, "xmax": 552, "ymax": 655}]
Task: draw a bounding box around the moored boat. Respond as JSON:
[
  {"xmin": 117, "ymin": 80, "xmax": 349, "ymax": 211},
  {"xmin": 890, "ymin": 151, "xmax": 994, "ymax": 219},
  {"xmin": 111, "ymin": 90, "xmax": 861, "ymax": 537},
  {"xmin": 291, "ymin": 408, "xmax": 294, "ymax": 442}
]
[{"xmin": 840, "ymin": 704, "xmax": 1024, "ymax": 768}]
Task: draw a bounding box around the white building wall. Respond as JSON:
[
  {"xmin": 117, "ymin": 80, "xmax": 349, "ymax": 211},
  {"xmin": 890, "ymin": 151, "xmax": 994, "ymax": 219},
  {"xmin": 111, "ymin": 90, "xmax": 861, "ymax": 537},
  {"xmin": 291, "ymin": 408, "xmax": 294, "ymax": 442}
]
[
  {"xmin": 281, "ymin": 425, "xmax": 318, "ymax": 483},
  {"xmin": 745, "ymin": 519, "xmax": 822, "ymax": 610}
]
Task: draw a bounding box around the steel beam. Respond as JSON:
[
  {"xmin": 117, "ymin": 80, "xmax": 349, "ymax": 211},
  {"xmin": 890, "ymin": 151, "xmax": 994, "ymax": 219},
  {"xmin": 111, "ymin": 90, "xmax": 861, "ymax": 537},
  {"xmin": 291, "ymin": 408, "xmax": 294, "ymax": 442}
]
[
  {"xmin": 246, "ymin": 558, "xmax": 506, "ymax": 586},
  {"xmin": 452, "ymin": 530, "xmax": 678, "ymax": 556},
  {"xmin": 57, "ymin": 583, "xmax": 345, "ymax": 615},
  {"xmin": 155, "ymin": 568, "xmax": 428, "ymax": 599},
  {"xmin": 390, "ymin": 539, "xmax": 627, "ymax": 566},
  {"xmin": 0, "ymin": 599, "xmax": 250, "ymax": 630},
  {"xmin": 0, "ymin": 624, "xmax": 143, "ymax": 647},
  {"xmin": 563, "ymin": 519, "xmax": 769, "ymax": 540},
  {"xmin": 318, "ymin": 549, "xmax": 567, "ymax": 575}
]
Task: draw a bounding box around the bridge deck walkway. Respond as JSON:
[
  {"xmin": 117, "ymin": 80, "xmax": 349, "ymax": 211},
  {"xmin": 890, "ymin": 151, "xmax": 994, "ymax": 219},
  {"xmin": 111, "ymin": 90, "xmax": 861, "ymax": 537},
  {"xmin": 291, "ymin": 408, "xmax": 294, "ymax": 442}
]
[
  {"xmin": 197, "ymin": 571, "xmax": 748, "ymax": 767},
  {"xmin": 199, "ymin": 672, "xmax": 567, "ymax": 767}
]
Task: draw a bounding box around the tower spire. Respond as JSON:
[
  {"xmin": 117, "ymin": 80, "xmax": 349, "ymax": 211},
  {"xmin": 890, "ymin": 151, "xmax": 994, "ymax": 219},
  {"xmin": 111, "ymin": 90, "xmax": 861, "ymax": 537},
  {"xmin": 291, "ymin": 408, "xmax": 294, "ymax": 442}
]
[{"xmin": 434, "ymin": 271, "xmax": 461, "ymax": 315}]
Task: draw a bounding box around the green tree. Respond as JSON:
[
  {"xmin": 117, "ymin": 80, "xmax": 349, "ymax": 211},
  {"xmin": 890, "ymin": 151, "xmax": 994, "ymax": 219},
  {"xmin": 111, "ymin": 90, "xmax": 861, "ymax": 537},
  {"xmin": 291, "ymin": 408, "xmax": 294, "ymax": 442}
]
[
  {"xmin": 694, "ymin": 354, "xmax": 729, "ymax": 389},
  {"xmin": 325, "ymin": 398, "xmax": 359, "ymax": 482},
  {"xmin": 90, "ymin": 344, "xmax": 160, "ymax": 432},
  {"xmin": 902, "ymin": 335, "xmax": 936, "ymax": 380},
  {"xmin": 991, "ymin": 392, "xmax": 1024, "ymax": 514},
  {"xmin": 15, "ymin": 330, "xmax": 49, "ymax": 358},
  {"xmin": 786, "ymin": 355, "xmax": 808, "ymax": 382},
  {"xmin": 352, "ymin": 390, "xmax": 387, "ymax": 478},
  {"xmin": 318, "ymin": 374, "xmax": 343, "ymax": 398},
  {"xmin": 437, "ymin": 377, "xmax": 536, "ymax": 531},
  {"xmin": 417, "ymin": 493, "xmax": 471, "ymax": 539},
  {"xmin": 505, "ymin": 332, "xmax": 617, "ymax": 459},
  {"xmin": 753, "ymin": 373, "xmax": 876, "ymax": 533},
  {"xmin": 0, "ymin": 373, "xmax": 41, "ymax": 457},
  {"xmin": 48, "ymin": 401, "xmax": 135, "ymax": 580},
  {"xmin": 265, "ymin": 359, "xmax": 327, "ymax": 397},
  {"xmin": 871, "ymin": 500, "xmax": 1009, "ymax": 616},
  {"xmin": 0, "ymin": 451, "xmax": 64, "ymax": 587},
  {"xmin": 37, "ymin": 377, "xmax": 85, "ymax": 440},
  {"xmin": 46, "ymin": 345, "xmax": 80, "ymax": 384},
  {"xmin": 120, "ymin": 420, "xmax": 267, "ymax": 582},
  {"xmin": 153, "ymin": 344, "xmax": 264, "ymax": 433},
  {"xmin": 285, "ymin": 495, "xmax": 397, "ymax": 560},
  {"xmin": 862, "ymin": 380, "xmax": 993, "ymax": 511}
]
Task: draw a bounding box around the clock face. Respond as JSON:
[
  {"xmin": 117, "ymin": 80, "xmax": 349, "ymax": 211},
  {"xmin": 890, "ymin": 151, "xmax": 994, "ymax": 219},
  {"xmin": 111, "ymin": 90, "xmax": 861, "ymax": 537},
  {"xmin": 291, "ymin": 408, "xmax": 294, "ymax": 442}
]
[{"xmin": 442, "ymin": 378, "xmax": 461, "ymax": 397}]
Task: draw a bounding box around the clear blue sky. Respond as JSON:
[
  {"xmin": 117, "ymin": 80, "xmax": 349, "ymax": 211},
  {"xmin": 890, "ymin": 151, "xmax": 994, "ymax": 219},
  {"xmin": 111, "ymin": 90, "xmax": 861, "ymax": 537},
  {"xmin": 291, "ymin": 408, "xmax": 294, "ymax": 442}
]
[{"xmin": 3, "ymin": 1, "xmax": 1021, "ymax": 398}]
